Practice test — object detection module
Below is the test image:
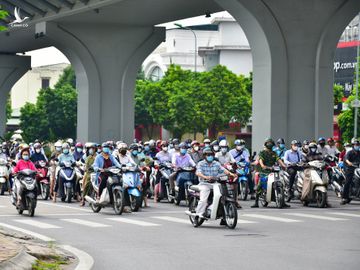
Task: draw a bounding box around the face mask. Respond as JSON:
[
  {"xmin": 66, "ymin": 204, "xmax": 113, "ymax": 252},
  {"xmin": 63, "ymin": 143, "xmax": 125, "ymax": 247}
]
[
  {"xmin": 204, "ymin": 143, "xmax": 210, "ymax": 148},
  {"xmin": 138, "ymin": 148, "xmax": 143, "ymax": 153},
  {"xmin": 132, "ymin": 150, "xmax": 138, "ymax": 156},
  {"xmin": 144, "ymin": 146, "xmax": 150, "ymax": 151},
  {"xmin": 310, "ymin": 148, "xmax": 316, "ymax": 153},
  {"xmin": 22, "ymin": 155, "xmax": 29, "ymax": 161},
  {"xmin": 221, "ymin": 147, "xmax": 227, "ymax": 154},
  {"xmin": 89, "ymin": 149, "xmax": 94, "ymax": 155},
  {"xmin": 162, "ymin": 147, "xmax": 168, "ymax": 152},
  {"xmin": 120, "ymin": 150, "xmax": 127, "ymax": 155},
  {"xmin": 63, "ymin": 149, "xmax": 69, "ymax": 154},
  {"xmin": 280, "ymin": 144, "xmax": 285, "ymax": 149},
  {"xmin": 292, "ymin": 146, "xmax": 298, "ymax": 151},
  {"xmin": 213, "ymin": 146, "xmax": 219, "ymax": 152},
  {"xmin": 265, "ymin": 144, "xmax": 273, "ymax": 150},
  {"xmin": 354, "ymin": 146, "xmax": 360, "ymax": 151},
  {"xmin": 180, "ymin": 149, "xmax": 187, "ymax": 155},
  {"xmin": 304, "ymin": 145, "xmax": 309, "ymax": 150},
  {"xmin": 319, "ymin": 143, "xmax": 325, "ymax": 147},
  {"xmin": 103, "ymin": 147, "xmax": 110, "ymax": 154},
  {"xmin": 206, "ymin": 155, "xmax": 214, "ymax": 162},
  {"xmin": 97, "ymin": 149, "xmax": 102, "ymax": 153},
  {"xmin": 194, "ymin": 146, "xmax": 199, "ymax": 152},
  {"xmin": 36, "ymin": 149, "xmax": 41, "ymax": 153},
  {"xmin": 76, "ymin": 148, "xmax": 83, "ymax": 153},
  {"xmin": 56, "ymin": 147, "xmax": 62, "ymax": 152}
]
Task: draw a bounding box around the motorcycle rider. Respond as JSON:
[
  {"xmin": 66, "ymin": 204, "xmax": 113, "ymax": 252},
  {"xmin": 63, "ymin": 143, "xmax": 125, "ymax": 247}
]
[
  {"xmin": 317, "ymin": 137, "xmax": 328, "ymax": 156},
  {"xmin": 326, "ymin": 138, "xmax": 340, "ymax": 157},
  {"xmin": 169, "ymin": 138, "xmax": 180, "ymax": 159},
  {"xmin": 189, "ymin": 141, "xmax": 203, "ymax": 164},
  {"xmin": 274, "ymin": 138, "xmax": 287, "ymax": 159},
  {"xmin": 203, "ymin": 138, "xmax": 211, "ymax": 149},
  {"xmin": 195, "ymin": 147, "xmax": 236, "ymax": 222},
  {"xmin": 2, "ymin": 142, "xmax": 10, "ymax": 156},
  {"xmin": 144, "ymin": 141, "xmax": 157, "ymax": 158},
  {"xmin": 301, "ymin": 142, "xmax": 323, "ymax": 163},
  {"xmin": 284, "ymin": 140, "xmax": 302, "ymax": 199},
  {"xmin": 341, "ymin": 138, "xmax": 360, "ymax": 205},
  {"xmin": 251, "ymin": 138, "xmax": 287, "ymax": 208},
  {"xmin": 73, "ymin": 142, "xmax": 85, "ymax": 162},
  {"xmin": 80, "ymin": 143, "xmax": 97, "ymax": 206},
  {"xmin": 215, "ymin": 140, "xmax": 235, "ymax": 164},
  {"xmin": 115, "ymin": 143, "xmax": 136, "ymax": 166},
  {"xmin": 211, "ymin": 140, "xmax": 220, "ymax": 153},
  {"xmin": 53, "ymin": 143, "xmax": 76, "ymax": 202},
  {"xmin": 12, "ymin": 148, "xmax": 36, "ymax": 206},
  {"xmin": 30, "ymin": 142, "xmax": 48, "ymax": 163},
  {"xmin": 155, "ymin": 141, "xmax": 172, "ymax": 163},
  {"xmin": 93, "ymin": 142, "xmax": 122, "ymax": 202}
]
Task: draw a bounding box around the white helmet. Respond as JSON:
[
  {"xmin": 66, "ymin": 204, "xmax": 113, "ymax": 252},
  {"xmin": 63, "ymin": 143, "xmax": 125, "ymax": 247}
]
[
  {"xmin": 54, "ymin": 140, "xmax": 62, "ymax": 148},
  {"xmin": 219, "ymin": 140, "xmax": 228, "ymax": 147}
]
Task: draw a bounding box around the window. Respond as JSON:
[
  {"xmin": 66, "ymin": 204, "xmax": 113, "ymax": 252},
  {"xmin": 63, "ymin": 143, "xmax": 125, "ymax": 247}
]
[
  {"xmin": 41, "ymin": 78, "xmax": 50, "ymax": 89},
  {"xmin": 149, "ymin": 67, "xmax": 164, "ymax": 81}
]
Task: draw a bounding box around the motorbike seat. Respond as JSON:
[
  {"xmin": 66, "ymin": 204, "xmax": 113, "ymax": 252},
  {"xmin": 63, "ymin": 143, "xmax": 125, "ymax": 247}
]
[{"xmin": 189, "ymin": 185, "xmax": 200, "ymax": 192}]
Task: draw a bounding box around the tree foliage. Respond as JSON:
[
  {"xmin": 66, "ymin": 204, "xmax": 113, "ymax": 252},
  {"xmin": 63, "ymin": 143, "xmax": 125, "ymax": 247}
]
[
  {"xmin": 6, "ymin": 94, "xmax": 12, "ymax": 120},
  {"xmin": 333, "ymin": 84, "xmax": 344, "ymax": 106},
  {"xmin": 20, "ymin": 66, "xmax": 77, "ymax": 142},
  {"xmin": 0, "ymin": 6, "xmax": 8, "ymax": 32}
]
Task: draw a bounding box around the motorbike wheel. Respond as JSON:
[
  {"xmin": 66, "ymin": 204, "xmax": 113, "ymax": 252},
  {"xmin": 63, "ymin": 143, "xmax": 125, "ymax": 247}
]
[
  {"xmin": 130, "ymin": 195, "xmax": 142, "ymax": 212},
  {"xmin": 42, "ymin": 184, "xmax": 50, "ymax": 201},
  {"xmin": 113, "ymin": 190, "xmax": 125, "ymax": 215},
  {"xmin": 0, "ymin": 183, "xmax": 4, "ymax": 195},
  {"xmin": 259, "ymin": 191, "xmax": 268, "ymax": 207},
  {"xmin": 315, "ymin": 190, "xmax": 327, "ymax": 208},
  {"xmin": 275, "ymin": 188, "xmax": 285, "ymax": 209},
  {"xmin": 239, "ymin": 181, "xmax": 248, "ymax": 201},
  {"xmin": 188, "ymin": 197, "xmax": 204, "ymax": 227},
  {"xmin": 90, "ymin": 190, "xmax": 102, "ymax": 213},
  {"xmin": 174, "ymin": 191, "xmax": 181, "ymax": 206},
  {"xmin": 302, "ymin": 200, "xmax": 309, "ymax": 207},
  {"xmin": 66, "ymin": 187, "xmax": 73, "ymax": 203},
  {"xmin": 27, "ymin": 198, "xmax": 36, "ymax": 217},
  {"xmin": 224, "ymin": 202, "xmax": 238, "ymax": 229},
  {"xmin": 17, "ymin": 207, "xmax": 23, "ymax": 215}
]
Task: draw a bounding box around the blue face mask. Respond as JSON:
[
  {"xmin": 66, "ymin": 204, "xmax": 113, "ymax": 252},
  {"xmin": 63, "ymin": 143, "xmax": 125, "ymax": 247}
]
[
  {"xmin": 354, "ymin": 146, "xmax": 360, "ymax": 151},
  {"xmin": 280, "ymin": 144, "xmax": 285, "ymax": 149},
  {"xmin": 144, "ymin": 146, "xmax": 150, "ymax": 151},
  {"xmin": 132, "ymin": 150, "xmax": 138, "ymax": 156},
  {"xmin": 63, "ymin": 149, "xmax": 69, "ymax": 154},
  {"xmin": 206, "ymin": 155, "xmax": 214, "ymax": 162},
  {"xmin": 103, "ymin": 147, "xmax": 110, "ymax": 154},
  {"xmin": 76, "ymin": 148, "xmax": 83, "ymax": 153},
  {"xmin": 180, "ymin": 149, "xmax": 187, "ymax": 155},
  {"xmin": 22, "ymin": 155, "xmax": 29, "ymax": 161}
]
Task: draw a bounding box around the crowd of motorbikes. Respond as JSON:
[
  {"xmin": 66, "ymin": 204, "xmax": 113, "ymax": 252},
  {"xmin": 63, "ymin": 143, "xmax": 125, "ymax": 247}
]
[{"xmin": 0, "ymin": 137, "xmax": 359, "ymax": 230}]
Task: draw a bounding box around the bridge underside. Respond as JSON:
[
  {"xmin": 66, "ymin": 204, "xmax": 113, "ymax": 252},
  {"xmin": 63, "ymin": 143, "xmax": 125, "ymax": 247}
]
[{"xmin": 0, "ymin": 0, "xmax": 359, "ymax": 150}]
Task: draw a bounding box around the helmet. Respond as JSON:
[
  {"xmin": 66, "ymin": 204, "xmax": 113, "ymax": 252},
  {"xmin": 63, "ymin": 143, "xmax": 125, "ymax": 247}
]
[
  {"xmin": 351, "ymin": 138, "xmax": 360, "ymax": 145},
  {"xmin": 144, "ymin": 141, "xmax": 149, "ymax": 146},
  {"xmin": 317, "ymin": 137, "xmax": 326, "ymax": 143},
  {"xmin": 172, "ymin": 138, "xmax": 180, "ymax": 145},
  {"xmin": 203, "ymin": 138, "xmax": 211, "ymax": 144},
  {"xmin": 102, "ymin": 142, "xmax": 111, "ymax": 148},
  {"xmin": 54, "ymin": 140, "xmax": 62, "ymax": 148},
  {"xmin": 75, "ymin": 142, "xmax": 83, "ymax": 148},
  {"xmin": 179, "ymin": 142, "xmax": 187, "ymax": 149},
  {"xmin": 33, "ymin": 142, "xmax": 41, "ymax": 149},
  {"xmin": 344, "ymin": 142, "xmax": 351, "ymax": 147},
  {"xmin": 290, "ymin": 140, "xmax": 298, "ymax": 145},
  {"xmin": 118, "ymin": 143, "xmax": 128, "ymax": 150},
  {"xmin": 1, "ymin": 142, "xmax": 7, "ymax": 147},
  {"xmin": 191, "ymin": 140, "xmax": 199, "ymax": 146},
  {"xmin": 160, "ymin": 141, "xmax": 168, "ymax": 147},
  {"xmin": 202, "ymin": 147, "xmax": 213, "ymax": 156},
  {"xmin": 62, "ymin": 143, "xmax": 70, "ymax": 149},
  {"xmin": 327, "ymin": 137, "xmax": 334, "ymax": 143},
  {"xmin": 185, "ymin": 139, "xmax": 192, "ymax": 144},
  {"xmin": 302, "ymin": 140, "xmax": 309, "ymax": 146},
  {"xmin": 219, "ymin": 140, "xmax": 228, "ymax": 147},
  {"xmin": 210, "ymin": 140, "xmax": 219, "ymax": 146},
  {"xmin": 85, "ymin": 142, "xmax": 96, "ymax": 149},
  {"xmin": 149, "ymin": 140, "xmax": 155, "ymax": 147},
  {"xmin": 130, "ymin": 143, "xmax": 138, "ymax": 150},
  {"xmin": 264, "ymin": 138, "xmax": 275, "ymax": 146},
  {"xmin": 66, "ymin": 138, "xmax": 74, "ymax": 146},
  {"xmin": 308, "ymin": 142, "xmax": 317, "ymax": 150},
  {"xmin": 277, "ymin": 138, "xmax": 285, "ymax": 144},
  {"xmin": 234, "ymin": 139, "xmax": 245, "ymax": 146}
]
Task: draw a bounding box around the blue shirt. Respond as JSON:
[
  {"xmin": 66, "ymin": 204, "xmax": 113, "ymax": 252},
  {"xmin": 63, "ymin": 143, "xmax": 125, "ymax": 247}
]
[
  {"xmin": 274, "ymin": 147, "xmax": 287, "ymax": 159},
  {"xmin": 283, "ymin": 149, "xmax": 301, "ymax": 165},
  {"xmin": 196, "ymin": 160, "xmax": 224, "ymax": 183}
]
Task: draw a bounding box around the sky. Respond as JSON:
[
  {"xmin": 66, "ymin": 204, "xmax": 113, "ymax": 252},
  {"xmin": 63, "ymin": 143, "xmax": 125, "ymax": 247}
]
[{"xmin": 25, "ymin": 11, "xmax": 232, "ymax": 67}]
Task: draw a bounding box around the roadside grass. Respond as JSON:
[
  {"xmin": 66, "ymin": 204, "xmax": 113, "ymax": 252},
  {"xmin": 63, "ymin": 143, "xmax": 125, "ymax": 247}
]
[{"xmin": 32, "ymin": 255, "xmax": 68, "ymax": 270}]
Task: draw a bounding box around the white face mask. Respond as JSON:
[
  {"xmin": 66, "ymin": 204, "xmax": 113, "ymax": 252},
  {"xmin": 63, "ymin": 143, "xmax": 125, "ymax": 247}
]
[
  {"xmin": 221, "ymin": 147, "xmax": 227, "ymax": 154},
  {"xmin": 194, "ymin": 146, "xmax": 199, "ymax": 152},
  {"xmin": 162, "ymin": 147, "xmax": 168, "ymax": 152},
  {"xmin": 236, "ymin": 145, "xmax": 243, "ymax": 151},
  {"xmin": 35, "ymin": 148, "xmax": 41, "ymax": 153},
  {"xmin": 213, "ymin": 146, "xmax": 219, "ymax": 152},
  {"xmin": 292, "ymin": 146, "xmax": 298, "ymax": 151}
]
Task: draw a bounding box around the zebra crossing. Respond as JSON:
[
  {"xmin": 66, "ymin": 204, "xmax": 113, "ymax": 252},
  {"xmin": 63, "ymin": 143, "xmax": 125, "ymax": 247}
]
[{"xmin": 0, "ymin": 211, "xmax": 358, "ymax": 232}]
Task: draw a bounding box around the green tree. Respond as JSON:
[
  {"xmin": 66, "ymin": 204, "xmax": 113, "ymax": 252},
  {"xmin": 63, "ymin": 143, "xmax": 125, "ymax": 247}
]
[
  {"xmin": 0, "ymin": 6, "xmax": 8, "ymax": 32},
  {"xmin": 333, "ymin": 84, "xmax": 344, "ymax": 106},
  {"xmin": 6, "ymin": 94, "xmax": 12, "ymax": 120}
]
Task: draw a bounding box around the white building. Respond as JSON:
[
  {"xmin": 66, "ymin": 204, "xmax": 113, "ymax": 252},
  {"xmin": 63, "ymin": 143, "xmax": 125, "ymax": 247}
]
[{"xmin": 143, "ymin": 16, "xmax": 252, "ymax": 80}]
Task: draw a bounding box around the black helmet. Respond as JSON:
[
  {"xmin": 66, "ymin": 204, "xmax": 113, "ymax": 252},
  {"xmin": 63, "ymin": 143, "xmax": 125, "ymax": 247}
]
[
  {"xmin": 202, "ymin": 147, "xmax": 213, "ymax": 156},
  {"xmin": 210, "ymin": 140, "xmax": 219, "ymax": 146},
  {"xmin": 130, "ymin": 143, "xmax": 138, "ymax": 150},
  {"xmin": 172, "ymin": 138, "xmax": 180, "ymax": 145},
  {"xmin": 264, "ymin": 138, "xmax": 275, "ymax": 146},
  {"xmin": 277, "ymin": 138, "xmax": 285, "ymax": 144}
]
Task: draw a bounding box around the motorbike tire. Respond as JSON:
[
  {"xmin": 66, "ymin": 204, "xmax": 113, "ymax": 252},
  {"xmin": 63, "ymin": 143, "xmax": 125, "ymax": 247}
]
[
  {"xmin": 90, "ymin": 190, "xmax": 102, "ymax": 213},
  {"xmin": 302, "ymin": 200, "xmax": 309, "ymax": 207},
  {"xmin": 66, "ymin": 187, "xmax": 73, "ymax": 203},
  {"xmin": 174, "ymin": 191, "xmax": 181, "ymax": 206},
  {"xmin": 260, "ymin": 191, "xmax": 268, "ymax": 207},
  {"xmin": 315, "ymin": 190, "xmax": 327, "ymax": 208},
  {"xmin": 224, "ymin": 202, "xmax": 237, "ymax": 229},
  {"xmin": 28, "ymin": 198, "xmax": 36, "ymax": 217},
  {"xmin": 42, "ymin": 185, "xmax": 50, "ymax": 201},
  {"xmin": 130, "ymin": 195, "xmax": 142, "ymax": 212},
  {"xmin": 0, "ymin": 183, "xmax": 4, "ymax": 195},
  {"xmin": 275, "ymin": 188, "xmax": 285, "ymax": 209},
  {"xmin": 17, "ymin": 207, "xmax": 23, "ymax": 215},
  {"xmin": 239, "ymin": 181, "xmax": 248, "ymax": 201},
  {"xmin": 188, "ymin": 197, "xmax": 204, "ymax": 227},
  {"xmin": 113, "ymin": 190, "xmax": 125, "ymax": 215}
]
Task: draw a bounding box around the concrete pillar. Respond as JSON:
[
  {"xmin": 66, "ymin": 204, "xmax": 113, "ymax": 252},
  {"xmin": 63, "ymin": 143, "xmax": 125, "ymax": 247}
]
[
  {"xmin": 43, "ymin": 22, "xmax": 165, "ymax": 143},
  {"xmin": 0, "ymin": 54, "xmax": 31, "ymax": 137},
  {"xmin": 217, "ymin": 0, "xmax": 360, "ymax": 151}
]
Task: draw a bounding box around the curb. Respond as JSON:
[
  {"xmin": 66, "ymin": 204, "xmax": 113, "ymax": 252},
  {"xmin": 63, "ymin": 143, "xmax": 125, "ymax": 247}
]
[{"xmin": 0, "ymin": 247, "xmax": 37, "ymax": 270}]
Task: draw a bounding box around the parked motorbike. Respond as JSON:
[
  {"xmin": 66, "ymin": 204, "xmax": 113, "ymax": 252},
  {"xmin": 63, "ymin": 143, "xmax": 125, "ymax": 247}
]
[
  {"xmin": 0, "ymin": 158, "xmax": 10, "ymax": 195},
  {"xmin": 58, "ymin": 160, "xmax": 76, "ymax": 203},
  {"xmin": 258, "ymin": 165, "xmax": 286, "ymax": 208},
  {"xmin": 185, "ymin": 175, "xmax": 238, "ymax": 229},
  {"xmin": 297, "ymin": 160, "xmax": 328, "ymax": 207},
  {"xmin": 11, "ymin": 169, "xmax": 37, "ymax": 217},
  {"xmin": 85, "ymin": 167, "xmax": 123, "ymax": 214},
  {"xmin": 173, "ymin": 166, "xmax": 196, "ymax": 206},
  {"xmin": 35, "ymin": 160, "xmax": 50, "ymax": 200}
]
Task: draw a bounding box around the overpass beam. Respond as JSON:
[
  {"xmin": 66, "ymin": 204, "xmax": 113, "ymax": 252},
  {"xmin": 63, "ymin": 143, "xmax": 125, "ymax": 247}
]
[
  {"xmin": 0, "ymin": 54, "xmax": 31, "ymax": 138},
  {"xmin": 45, "ymin": 23, "xmax": 165, "ymax": 143}
]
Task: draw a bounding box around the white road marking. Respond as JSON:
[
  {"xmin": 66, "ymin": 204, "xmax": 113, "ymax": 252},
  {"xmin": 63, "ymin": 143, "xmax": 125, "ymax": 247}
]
[
  {"xmin": 152, "ymin": 216, "xmax": 190, "ymax": 224},
  {"xmin": 61, "ymin": 245, "xmax": 94, "ymax": 270},
  {"xmin": 285, "ymin": 213, "xmax": 348, "ymax": 221},
  {"xmin": 107, "ymin": 217, "xmax": 160, "ymax": 227},
  {"xmin": 62, "ymin": 218, "xmax": 110, "ymax": 228},
  {"xmin": 38, "ymin": 201, "xmax": 93, "ymax": 212},
  {"xmin": 0, "ymin": 222, "xmax": 54, "ymax": 241},
  {"xmin": 326, "ymin": 212, "xmax": 360, "ymax": 218},
  {"xmin": 14, "ymin": 219, "xmax": 61, "ymax": 229},
  {"xmin": 242, "ymin": 214, "xmax": 301, "ymax": 223},
  {"xmin": 0, "ymin": 205, "xmax": 6, "ymax": 208}
]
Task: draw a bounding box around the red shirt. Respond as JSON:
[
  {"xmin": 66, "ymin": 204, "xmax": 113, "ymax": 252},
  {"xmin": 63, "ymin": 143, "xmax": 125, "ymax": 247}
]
[{"xmin": 13, "ymin": 159, "xmax": 36, "ymax": 174}]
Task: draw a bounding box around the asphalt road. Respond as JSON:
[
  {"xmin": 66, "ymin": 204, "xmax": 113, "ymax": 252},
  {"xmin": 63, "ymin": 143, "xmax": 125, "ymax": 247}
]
[{"xmin": 0, "ymin": 193, "xmax": 359, "ymax": 270}]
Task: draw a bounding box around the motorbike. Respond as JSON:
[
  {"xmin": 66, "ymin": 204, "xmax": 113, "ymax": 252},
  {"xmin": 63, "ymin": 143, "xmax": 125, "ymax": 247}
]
[
  {"xmin": 297, "ymin": 160, "xmax": 328, "ymax": 208},
  {"xmin": 0, "ymin": 157, "xmax": 10, "ymax": 195},
  {"xmin": 235, "ymin": 161, "xmax": 251, "ymax": 200},
  {"xmin": 258, "ymin": 165, "xmax": 286, "ymax": 208},
  {"xmin": 330, "ymin": 162, "xmax": 345, "ymax": 198},
  {"xmin": 350, "ymin": 163, "xmax": 360, "ymax": 200},
  {"xmin": 58, "ymin": 160, "xmax": 77, "ymax": 203},
  {"xmin": 173, "ymin": 166, "xmax": 196, "ymax": 206},
  {"xmin": 11, "ymin": 169, "xmax": 37, "ymax": 217},
  {"xmin": 85, "ymin": 167, "xmax": 123, "ymax": 214},
  {"xmin": 35, "ymin": 160, "xmax": 50, "ymax": 200},
  {"xmin": 157, "ymin": 161, "xmax": 174, "ymax": 203},
  {"xmin": 185, "ymin": 175, "xmax": 238, "ymax": 229},
  {"xmin": 121, "ymin": 164, "xmax": 142, "ymax": 212},
  {"xmin": 75, "ymin": 161, "xmax": 85, "ymax": 199}
]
